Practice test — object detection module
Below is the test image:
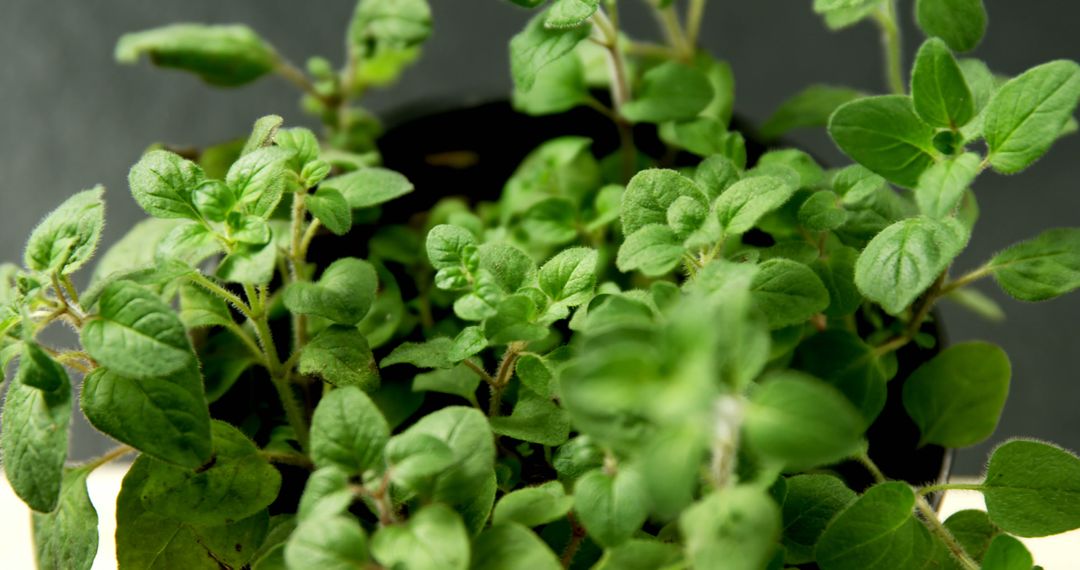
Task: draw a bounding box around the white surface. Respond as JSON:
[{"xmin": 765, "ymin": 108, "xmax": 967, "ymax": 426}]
[{"xmin": 2, "ymin": 469, "xmax": 1078, "ymax": 569}]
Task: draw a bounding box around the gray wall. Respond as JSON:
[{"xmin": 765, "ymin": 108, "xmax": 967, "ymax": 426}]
[{"xmin": 1, "ymin": 0, "xmax": 1077, "ymax": 474}]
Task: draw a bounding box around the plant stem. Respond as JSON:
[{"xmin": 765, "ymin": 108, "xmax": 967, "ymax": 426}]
[
  {"xmin": 274, "ymin": 57, "xmax": 335, "ymax": 107},
  {"xmin": 260, "ymin": 450, "xmax": 315, "ymax": 470},
  {"xmin": 873, "ymin": 271, "xmax": 948, "ymax": 357},
  {"xmin": 561, "ymin": 512, "xmax": 587, "ymax": 568},
  {"xmin": 589, "ymin": 8, "xmax": 637, "ymax": 182},
  {"xmin": 462, "ymin": 358, "xmax": 497, "ymax": 386},
  {"xmin": 653, "ymin": 3, "xmax": 693, "ymax": 60},
  {"xmin": 81, "ymin": 445, "xmax": 134, "ymax": 471},
  {"xmin": 187, "ymin": 273, "xmax": 255, "ymax": 320},
  {"xmin": 685, "ymin": 0, "xmax": 707, "ymax": 49},
  {"xmin": 223, "ymin": 321, "xmax": 269, "ymax": 366},
  {"xmin": 917, "ymin": 482, "xmax": 984, "ymax": 496},
  {"xmin": 938, "ymin": 265, "xmax": 993, "ymax": 297},
  {"xmin": 853, "ymin": 452, "xmax": 887, "ymax": 483},
  {"xmin": 488, "ymin": 343, "xmax": 524, "ymax": 417},
  {"xmin": 915, "ymin": 495, "xmax": 980, "ymax": 570},
  {"xmin": 874, "ymin": 0, "xmax": 906, "ymax": 95}
]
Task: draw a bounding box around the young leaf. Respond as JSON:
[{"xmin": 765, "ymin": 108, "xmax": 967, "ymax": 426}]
[
  {"xmin": 306, "ymin": 187, "xmax": 352, "ymax": 235},
  {"xmin": 299, "ymin": 326, "xmax": 379, "ymax": 390},
  {"xmin": 140, "ymin": 420, "xmax": 281, "ymax": 525},
  {"xmin": 310, "ymin": 386, "xmax": 390, "ymax": 474},
  {"xmin": 384, "ymin": 433, "xmax": 457, "ymax": 492},
  {"xmin": 680, "ymin": 486, "xmax": 781, "ymax": 570},
  {"xmin": 471, "ymin": 523, "xmax": 561, "ymax": 570},
  {"xmin": 982, "ymin": 439, "xmax": 1080, "ymax": 537},
  {"xmin": 989, "ymin": 228, "xmax": 1080, "ymax": 301},
  {"xmin": 621, "ymin": 61, "xmax": 714, "ymax": 124},
  {"xmin": 127, "ymin": 150, "xmax": 204, "ymax": 220},
  {"xmin": 911, "ymin": 38, "xmax": 975, "ymax": 129},
  {"xmin": 944, "ymin": 510, "xmax": 1000, "ymax": 562},
  {"xmin": 854, "ymin": 216, "xmax": 968, "ymax": 315},
  {"xmin": 492, "ymin": 481, "xmax": 574, "ymax": 527},
  {"xmin": 32, "ymin": 469, "xmax": 98, "ymax": 570},
  {"xmin": 798, "ymin": 191, "xmax": 848, "ymax": 231},
  {"xmin": 242, "ymin": 115, "xmax": 284, "ymax": 156},
  {"xmin": 1, "ymin": 375, "xmax": 71, "ymax": 512},
  {"xmin": 284, "ymin": 514, "xmax": 368, "ymax": 570},
  {"xmin": 227, "ymin": 146, "xmax": 293, "ymax": 218},
  {"xmin": 828, "ymin": 95, "xmax": 939, "ymax": 188},
  {"xmin": 546, "ymin": 0, "xmax": 599, "ymax": 29},
  {"xmin": 192, "ymin": 180, "xmax": 235, "ymax": 222},
  {"xmin": 483, "ymin": 294, "xmax": 548, "ymax": 344},
  {"xmin": 25, "ymin": 186, "xmax": 105, "ymax": 275},
  {"xmin": 760, "ymin": 85, "xmax": 864, "ymax": 141},
  {"xmin": 593, "ymin": 540, "xmax": 684, "ymax": 570},
  {"xmin": 349, "ymin": 0, "xmax": 432, "ymax": 53},
  {"xmin": 81, "ymin": 280, "xmax": 195, "ymax": 379},
  {"xmin": 490, "ymin": 388, "xmax": 571, "ymax": 446},
  {"xmin": 115, "ymin": 24, "xmax": 277, "ymax": 86},
  {"xmin": 815, "ymin": 482, "xmax": 934, "ymax": 570},
  {"xmin": 284, "ymin": 258, "xmax": 377, "ymax": 325},
  {"xmin": 178, "ymin": 282, "xmax": 233, "ymax": 329},
  {"xmin": 381, "ymin": 337, "xmax": 455, "ymax": 369},
  {"xmin": 413, "ymin": 365, "xmax": 481, "ymax": 403},
  {"xmin": 513, "ymin": 50, "xmax": 588, "ymax": 115},
  {"xmin": 781, "ymin": 474, "xmax": 857, "ymax": 565},
  {"xmin": 714, "ymin": 176, "xmax": 797, "ymax": 236},
  {"xmin": 573, "ymin": 467, "xmax": 650, "ymax": 547},
  {"xmin": 902, "ymin": 341, "xmax": 1010, "ymax": 448},
  {"xmin": 984, "ymin": 60, "xmax": 1080, "ymax": 174},
  {"xmin": 694, "ymin": 155, "xmax": 740, "ymax": 201},
  {"xmin": 510, "ymin": 12, "xmax": 590, "ymax": 92},
  {"xmin": 750, "ymin": 259, "xmax": 830, "ymax": 330},
  {"xmin": 16, "ymin": 341, "xmax": 68, "ymax": 392},
  {"xmin": 426, "ymin": 224, "xmax": 478, "ymax": 271},
  {"xmin": 157, "ymin": 222, "xmax": 223, "ymax": 266},
  {"xmin": 81, "ymin": 366, "xmax": 212, "ymax": 469},
  {"xmin": 744, "ymin": 372, "xmax": 864, "ymax": 470},
  {"xmin": 615, "ymin": 225, "xmax": 685, "ymax": 276},
  {"xmin": 915, "ymin": 152, "xmax": 981, "ymax": 218},
  {"xmin": 216, "ymin": 240, "xmax": 277, "ymax": 285},
  {"xmin": 980, "ymin": 535, "xmax": 1033, "ymax": 570},
  {"xmin": 320, "ymin": 167, "xmax": 414, "ymax": 210},
  {"xmin": 621, "ymin": 169, "xmax": 705, "ymax": 235},
  {"xmin": 370, "ymin": 503, "xmax": 469, "ymax": 570},
  {"xmin": 539, "ymin": 247, "xmax": 598, "ymax": 306},
  {"xmin": 915, "ymin": 0, "xmax": 988, "ymax": 53},
  {"xmin": 478, "ymin": 243, "xmax": 537, "ymax": 293}
]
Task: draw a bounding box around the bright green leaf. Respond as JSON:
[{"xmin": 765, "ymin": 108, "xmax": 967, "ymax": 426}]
[
  {"xmin": 1, "ymin": 374, "xmax": 71, "ymax": 512},
  {"xmin": 715, "ymin": 176, "xmax": 797, "ymax": 236},
  {"xmin": 750, "ymin": 259, "xmax": 831, "ymax": 330},
  {"xmin": 621, "ymin": 61, "xmax": 714, "ymax": 124},
  {"xmin": 115, "ymin": 24, "xmax": 276, "ymax": 86},
  {"xmin": 828, "ymin": 95, "xmax": 939, "ymax": 188},
  {"xmin": 284, "ymin": 258, "xmax": 377, "ymax": 325},
  {"xmin": 915, "ymin": 0, "xmax": 987, "ymax": 52},
  {"xmin": 915, "ymin": 152, "xmax": 981, "ymax": 219},
  {"xmin": 492, "ymin": 481, "xmax": 574, "ymax": 527},
  {"xmin": 307, "ymin": 187, "xmax": 352, "ymax": 236},
  {"xmin": 321, "ymin": 168, "xmax": 414, "ymax": 210},
  {"xmin": 510, "ymin": 12, "xmax": 590, "ymax": 92},
  {"xmin": 911, "ymin": 38, "xmax": 975, "ymax": 129},
  {"xmin": 616, "ymin": 225, "xmax": 685, "ymax": 277},
  {"xmin": 311, "ymin": 386, "xmax": 389, "ymax": 474},
  {"xmin": 25, "ymin": 187, "xmax": 105, "ymax": 275},
  {"xmin": 982, "ymin": 440, "xmax": 1080, "ymax": 537},
  {"xmin": 989, "ymin": 228, "xmax": 1080, "ymax": 301},
  {"xmin": 681, "ymin": 486, "xmax": 781, "ymax": 570},
  {"xmin": 573, "ymin": 467, "xmax": 649, "ymax": 547}
]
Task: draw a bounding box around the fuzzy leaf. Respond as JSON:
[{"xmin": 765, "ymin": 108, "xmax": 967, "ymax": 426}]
[
  {"xmin": 915, "ymin": 152, "xmax": 981, "ymax": 219},
  {"xmin": 915, "ymin": 0, "xmax": 987, "ymax": 52},
  {"xmin": 227, "ymin": 146, "xmax": 292, "ymax": 218},
  {"xmin": 115, "ymin": 24, "xmax": 276, "ymax": 86},
  {"xmin": 815, "ymin": 482, "xmax": 934, "ymax": 570},
  {"xmin": 16, "ymin": 341, "xmax": 67, "ymax": 392},
  {"xmin": 539, "ymin": 247, "xmax": 598, "ymax": 306},
  {"xmin": 781, "ymin": 474, "xmax": 857, "ymax": 565},
  {"xmin": 310, "ymin": 386, "xmax": 389, "ymax": 474},
  {"xmin": 510, "ymin": 12, "xmax": 590, "ymax": 92},
  {"xmin": 284, "ymin": 258, "xmax": 377, "ymax": 325},
  {"xmin": 299, "ymin": 326, "xmax": 379, "ymax": 390},
  {"xmin": 321, "ymin": 167, "xmax": 414, "ymax": 210},
  {"xmin": 982, "ymin": 440, "xmax": 1080, "ymax": 537},
  {"xmin": 1, "ymin": 374, "xmax": 71, "ymax": 512},
  {"xmin": 25, "ymin": 187, "xmax": 105, "ymax": 275},
  {"xmin": 828, "ymin": 95, "xmax": 939, "ymax": 188},
  {"xmin": 490, "ymin": 388, "xmax": 571, "ymax": 446},
  {"xmin": 911, "ymin": 38, "xmax": 975, "ymax": 128},
  {"xmin": 621, "ymin": 169, "xmax": 705, "ymax": 235},
  {"xmin": 306, "ymin": 187, "xmax": 352, "ymax": 235},
  {"xmin": 715, "ymin": 176, "xmax": 797, "ymax": 236},
  {"xmin": 989, "ymin": 228, "xmax": 1080, "ymax": 301},
  {"xmin": 750, "ymin": 259, "xmax": 831, "ymax": 330},
  {"xmin": 127, "ymin": 150, "xmax": 204, "ymax": 220},
  {"xmin": 615, "ymin": 225, "xmax": 685, "ymax": 277},
  {"xmin": 32, "ymin": 468, "xmax": 99, "ymax": 570}
]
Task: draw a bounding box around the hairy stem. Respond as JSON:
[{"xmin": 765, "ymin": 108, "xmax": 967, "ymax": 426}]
[
  {"xmin": 488, "ymin": 343, "xmax": 525, "ymax": 417},
  {"xmin": 916, "ymin": 495, "xmax": 980, "ymax": 570},
  {"xmin": 260, "ymin": 450, "xmax": 315, "ymax": 470},
  {"xmin": 938, "ymin": 264, "xmax": 994, "ymax": 297},
  {"xmin": 561, "ymin": 513, "xmax": 587, "ymax": 568},
  {"xmin": 187, "ymin": 273, "xmax": 255, "ymax": 320},
  {"xmin": 853, "ymin": 452, "xmax": 887, "ymax": 483},
  {"xmin": 874, "ymin": 0, "xmax": 906, "ymax": 95},
  {"xmin": 917, "ymin": 482, "xmax": 984, "ymax": 496},
  {"xmin": 81, "ymin": 445, "xmax": 134, "ymax": 471},
  {"xmin": 463, "ymin": 358, "xmax": 497, "ymax": 387},
  {"xmin": 590, "ymin": 7, "xmax": 637, "ymax": 182}
]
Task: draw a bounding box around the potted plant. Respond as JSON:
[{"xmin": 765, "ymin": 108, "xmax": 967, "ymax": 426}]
[{"xmin": 4, "ymin": 0, "xmax": 1080, "ymax": 568}]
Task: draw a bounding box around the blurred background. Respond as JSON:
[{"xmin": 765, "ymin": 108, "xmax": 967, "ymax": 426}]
[{"xmin": 0, "ymin": 0, "xmax": 1076, "ymax": 475}]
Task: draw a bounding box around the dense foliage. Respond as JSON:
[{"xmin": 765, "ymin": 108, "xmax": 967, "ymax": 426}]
[{"xmin": 4, "ymin": 0, "xmax": 1080, "ymax": 569}]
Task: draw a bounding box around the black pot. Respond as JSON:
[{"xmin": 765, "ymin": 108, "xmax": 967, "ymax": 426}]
[{"xmin": 374, "ymin": 99, "xmax": 953, "ymax": 496}]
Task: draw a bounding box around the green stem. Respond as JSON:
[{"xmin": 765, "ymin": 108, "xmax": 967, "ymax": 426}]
[
  {"xmin": 654, "ymin": 3, "xmax": 693, "ymax": 60},
  {"xmin": 589, "ymin": 8, "xmax": 636, "ymax": 181},
  {"xmin": 260, "ymin": 450, "xmax": 315, "ymax": 470},
  {"xmin": 274, "ymin": 57, "xmax": 335, "ymax": 107},
  {"xmin": 685, "ymin": 0, "xmax": 707, "ymax": 49},
  {"xmin": 917, "ymin": 482, "xmax": 984, "ymax": 496},
  {"xmin": 463, "ymin": 358, "xmax": 497, "ymax": 387},
  {"xmin": 223, "ymin": 321, "xmax": 269, "ymax": 366},
  {"xmin": 81, "ymin": 445, "xmax": 134, "ymax": 471},
  {"xmin": 938, "ymin": 265, "xmax": 994, "ymax": 297},
  {"xmin": 916, "ymin": 495, "xmax": 980, "ymax": 570},
  {"xmin": 290, "ymin": 194, "xmax": 312, "ymax": 349},
  {"xmin": 187, "ymin": 273, "xmax": 255, "ymax": 320},
  {"xmin": 488, "ymin": 343, "xmax": 524, "ymax": 417},
  {"xmin": 853, "ymin": 452, "xmax": 887, "ymax": 483},
  {"xmin": 873, "ymin": 0, "xmax": 906, "ymax": 95}
]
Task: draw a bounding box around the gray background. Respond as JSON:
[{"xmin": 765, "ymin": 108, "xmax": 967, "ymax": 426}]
[{"xmin": 0, "ymin": 0, "xmax": 1076, "ymax": 474}]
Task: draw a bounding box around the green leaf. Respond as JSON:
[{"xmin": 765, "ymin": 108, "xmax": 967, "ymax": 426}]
[
  {"xmin": 828, "ymin": 95, "xmax": 939, "ymax": 188},
  {"xmin": 621, "ymin": 61, "xmax": 714, "ymax": 124},
  {"xmin": 242, "ymin": 115, "xmax": 284, "ymax": 156},
  {"xmin": 299, "ymin": 326, "xmax": 379, "ymax": 390},
  {"xmin": 490, "ymin": 388, "xmax": 571, "ymax": 446},
  {"xmin": 781, "ymin": 474, "xmax": 857, "ymax": 565},
  {"xmin": 911, "ymin": 38, "xmax": 975, "ymax": 128},
  {"xmin": 483, "ymin": 294, "xmax": 548, "ymax": 345},
  {"xmin": 471, "ymin": 523, "xmax": 561, "ymax": 570},
  {"xmin": 815, "ymin": 482, "xmax": 933, "ymax": 570},
  {"xmin": 981, "ymin": 535, "xmax": 1033, "ymax": 570},
  {"xmin": 198, "ymin": 330, "xmax": 258, "ymax": 403},
  {"xmin": 985, "ymin": 60, "xmax": 1080, "ymax": 174},
  {"xmin": 513, "ymin": 50, "xmax": 588, "ymax": 115},
  {"xmin": 90, "ymin": 218, "xmax": 183, "ymax": 286},
  {"xmin": 178, "ymin": 282, "xmax": 233, "ymax": 329},
  {"xmin": 593, "ymin": 539, "xmax": 683, "ymax": 570},
  {"xmin": 384, "ymin": 433, "xmax": 456, "ymax": 492},
  {"xmin": 760, "ymin": 85, "xmax": 864, "ymax": 140},
  {"xmin": 982, "ymin": 439, "xmax": 1080, "ymax": 537},
  {"xmin": 478, "ymin": 243, "xmax": 537, "ymax": 293},
  {"xmin": 944, "ymin": 510, "xmax": 1000, "ymax": 562},
  {"xmin": 227, "ymin": 146, "xmax": 292, "ymax": 218},
  {"xmin": 81, "ymin": 280, "xmax": 194, "ymax": 379},
  {"xmin": 349, "ymin": 0, "xmax": 432, "ymax": 53},
  {"xmin": 539, "ymin": 247, "xmax": 598, "ymax": 306},
  {"xmin": 510, "ymin": 12, "xmax": 590, "ymax": 92},
  {"xmin": 414, "ymin": 365, "xmax": 481, "ymax": 403},
  {"xmin": 915, "ymin": 0, "xmax": 987, "ymax": 52},
  {"xmin": 285, "ymin": 514, "xmax": 368, "ymax": 570},
  {"xmin": 321, "ymin": 167, "xmax": 414, "ymax": 210},
  {"xmin": 545, "ymin": 0, "xmax": 599, "ymax": 28},
  {"xmin": 854, "ymin": 216, "xmax": 968, "ymax": 315},
  {"xmin": 616, "ymin": 225, "xmax": 685, "ymax": 277},
  {"xmin": 140, "ymin": 420, "xmax": 281, "ymax": 525},
  {"xmin": 16, "ymin": 341, "xmax": 67, "ymax": 391},
  {"xmin": 371, "ymin": 504, "xmax": 469, "ymax": 570},
  {"xmin": 393, "ymin": 406, "xmax": 495, "ymax": 509},
  {"xmin": 157, "ymin": 222, "xmax": 223, "ymax": 266},
  {"xmin": 681, "ymin": 486, "xmax": 781, "ymax": 570},
  {"xmin": 449, "ymin": 326, "xmax": 487, "ymax": 362},
  {"xmin": 192, "ymin": 180, "xmax": 235, "ymax": 222},
  {"xmin": 798, "ymin": 191, "xmax": 848, "ymax": 231},
  {"xmin": 621, "ymin": 169, "xmax": 705, "ymax": 235},
  {"xmin": 794, "ymin": 330, "xmax": 889, "ymax": 424},
  {"xmin": 744, "ymin": 372, "xmax": 864, "ymax": 470},
  {"xmin": 1, "ymin": 374, "xmax": 71, "ymax": 512},
  {"xmin": 915, "ymin": 152, "xmax": 981, "ymax": 218},
  {"xmin": 115, "ymin": 23, "xmax": 277, "ymax": 86},
  {"xmin": 25, "ymin": 187, "xmax": 105, "ymax": 275},
  {"xmin": 902, "ymin": 342, "xmax": 1010, "ymax": 447},
  {"xmin": 128, "ymin": 150, "xmax": 204, "ymax": 220},
  {"xmin": 667, "ymin": 195, "xmax": 709, "ymax": 239},
  {"xmin": 307, "ymin": 187, "xmax": 352, "ymax": 236},
  {"xmin": 989, "ymin": 228, "xmax": 1080, "ymax": 301},
  {"xmin": 520, "ymin": 197, "xmax": 578, "ymax": 245},
  {"xmin": 311, "ymin": 386, "xmax": 389, "ymax": 474},
  {"xmin": 492, "ymin": 481, "xmax": 574, "ymax": 527},
  {"xmin": 573, "ymin": 467, "xmax": 649, "ymax": 547},
  {"xmin": 750, "ymin": 259, "xmax": 831, "ymax": 330},
  {"xmin": 32, "ymin": 468, "xmax": 98, "ymax": 570},
  {"xmin": 81, "ymin": 366, "xmax": 212, "ymax": 468},
  {"xmin": 228, "ymin": 213, "xmax": 271, "ymax": 245},
  {"xmin": 216, "ymin": 240, "xmax": 277, "ymax": 285},
  {"xmin": 284, "ymin": 258, "xmax": 377, "ymax": 325},
  {"xmin": 381, "ymin": 337, "xmax": 454, "ymax": 369},
  {"xmin": 715, "ymin": 176, "xmax": 797, "ymax": 236},
  {"xmin": 694, "ymin": 155, "xmax": 740, "ymax": 201}
]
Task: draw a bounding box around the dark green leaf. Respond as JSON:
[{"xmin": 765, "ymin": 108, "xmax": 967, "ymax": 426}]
[
  {"xmin": 307, "ymin": 187, "xmax": 352, "ymax": 236},
  {"xmin": 414, "ymin": 365, "xmax": 481, "ymax": 403},
  {"xmin": 813, "ymin": 245, "xmax": 862, "ymax": 317},
  {"xmin": 178, "ymin": 282, "xmax": 233, "ymax": 329},
  {"xmin": 815, "ymin": 482, "xmax": 933, "ymax": 570},
  {"xmin": 381, "ymin": 337, "xmax": 454, "ymax": 369},
  {"xmin": 471, "ymin": 523, "xmax": 561, "ymax": 570},
  {"xmin": 621, "ymin": 61, "xmax": 714, "ymax": 124},
  {"xmin": 490, "ymin": 388, "xmax": 571, "ymax": 446},
  {"xmin": 911, "ymin": 38, "xmax": 975, "ymax": 128},
  {"xmin": 989, "ymin": 228, "xmax": 1080, "ymax": 301},
  {"xmin": 828, "ymin": 95, "xmax": 939, "ymax": 188},
  {"xmin": 915, "ymin": 0, "xmax": 988, "ymax": 52},
  {"xmin": 32, "ymin": 468, "xmax": 98, "ymax": 570},
  {"xmin": 1, "ymin": 374, "xmax": 71, "ymax": 512},
  {"xmin": 25, "ymin": 187, "xmax": 105, "ymax": 275},
  {"xmin": 981, "ymin": 535, "xmax": 1033, "ymax": 570},
  {"xmin": 982, "ymin": 440, "xmax": 1080, "ymax": 537},
  {"xmin": 311, "ymin": 386, "xmax": 389, "ymax": 473},
  {"xmin": 781, "ymin": 474, "xmax": 857, "ymax": 564},
  {"xmin": 16, "ymin": 341, "xmax": 67, "ymax": 391},
  {"xmin": 750, "ymin": 259, "xmax": 831, "ymax": 330},
  {"xmin": 794, "ymin": 330, "xmax": 889, "ymax": 424},
  {"xmin": 943, "ymin": 510, "xmax": 1000, "ymax": 562},
  {"xmin": 115, "ymin": 24, "xmax": 277, "ymax": 86},
  {"xmin": 284, "ymin": 258, "xmax": 377, "ymax": 325},
  {"xmin": 81, "ymin": 366, "xmax": 212, "ymax": 469},
  {"xmin": 902, "ymin": 342, "xmax": 1010, "ymax": 447},
  {"xmin": 299, "ymin": 326, "xmax": 379, "ymax": 390}
]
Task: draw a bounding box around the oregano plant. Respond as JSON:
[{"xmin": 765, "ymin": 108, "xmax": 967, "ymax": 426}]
[{"xmin": 3, "ymin": 0, "xmax": 1080, "ymax": 569}]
